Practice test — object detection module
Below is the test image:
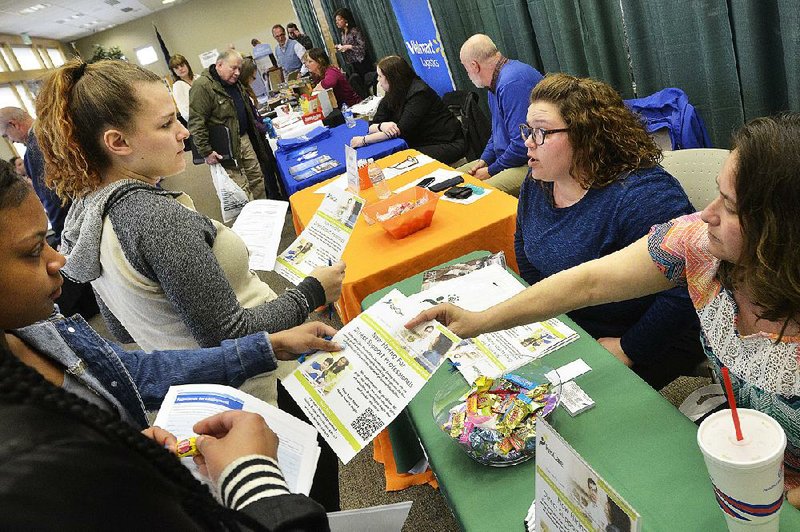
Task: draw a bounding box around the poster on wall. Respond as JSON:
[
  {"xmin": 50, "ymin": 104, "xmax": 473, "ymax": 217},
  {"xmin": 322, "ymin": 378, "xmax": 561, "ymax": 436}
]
[
  {"xmin": 198, "ymin": 49, "xmax": 219, "ymax": 68},
  {"xmin": 389, "ymin": 0, "xmax": 455, "ymax": 97}
]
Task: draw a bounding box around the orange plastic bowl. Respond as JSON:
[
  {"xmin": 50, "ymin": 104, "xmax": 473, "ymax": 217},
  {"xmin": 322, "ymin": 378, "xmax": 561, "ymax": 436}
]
[{"xmin": 363, "ymin": 186, "xmax": 439, "ymax": 239}]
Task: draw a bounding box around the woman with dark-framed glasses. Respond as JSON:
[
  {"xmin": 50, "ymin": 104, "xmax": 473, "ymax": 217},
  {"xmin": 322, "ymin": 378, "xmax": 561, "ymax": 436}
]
[{"xmin": 513, "ymin": 73, "xmax": 702, "ymax": 389}]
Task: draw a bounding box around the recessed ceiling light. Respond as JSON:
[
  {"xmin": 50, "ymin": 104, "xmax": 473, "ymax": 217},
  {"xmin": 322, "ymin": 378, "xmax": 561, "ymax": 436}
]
[
  {"xmin": 162, "ymin": 0, "xmax": 176, "ymax": 4},
  {"xmin": 19, "ymin": 3, "xmax": 52, "ymax": 15}
]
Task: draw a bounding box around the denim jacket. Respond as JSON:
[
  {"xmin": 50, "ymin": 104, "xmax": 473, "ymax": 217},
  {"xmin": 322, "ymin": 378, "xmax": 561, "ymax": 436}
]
[{"xmin": 11, "ymin": 313, "xmax": 277, "ymax": 429}]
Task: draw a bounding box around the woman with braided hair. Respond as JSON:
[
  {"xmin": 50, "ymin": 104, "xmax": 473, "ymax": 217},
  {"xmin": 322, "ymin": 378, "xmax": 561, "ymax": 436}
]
[{"xmin": 0, "ymin": 162, "xmax": 329, "ymax": 528}]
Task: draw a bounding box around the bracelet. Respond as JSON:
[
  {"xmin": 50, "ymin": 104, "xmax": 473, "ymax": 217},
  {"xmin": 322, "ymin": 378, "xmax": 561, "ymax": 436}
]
[
  {"xmin": 377, "ymin": 123, "xmax": 383, "ymax": 132},
  {"xmin": 361, "ymin": 136, "xmax": 368, "ymax": 147}
]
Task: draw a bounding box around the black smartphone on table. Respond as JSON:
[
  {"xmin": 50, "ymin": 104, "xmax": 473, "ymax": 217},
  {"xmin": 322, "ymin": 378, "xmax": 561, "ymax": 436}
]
[
  {"xmin": 444, "ymin": 186, "xmax": 473, "ymax": 199},
  {"xmin": 428, "ymin": 176, "xmax": 464, "ymax": 193},
  {"xmin": 416, "ymin": 177, "xmax": 435, "ymax": 188}
]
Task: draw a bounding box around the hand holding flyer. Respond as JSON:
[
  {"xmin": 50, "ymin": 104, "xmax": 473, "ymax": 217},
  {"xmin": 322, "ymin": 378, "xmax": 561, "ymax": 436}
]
[
  {"xmin": 282, "ymin": 290, "xmax": 460, "ymax": 463},
  {"xmin": 275, "ymin": 188, "xmax": 363, "ymax": 285}
]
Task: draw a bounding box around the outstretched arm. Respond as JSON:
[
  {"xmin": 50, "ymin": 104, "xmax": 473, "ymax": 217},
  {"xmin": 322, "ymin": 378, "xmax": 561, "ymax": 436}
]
[{"xmin": 407, "ymin": 237, "xmax": 674, "ymax": 338}]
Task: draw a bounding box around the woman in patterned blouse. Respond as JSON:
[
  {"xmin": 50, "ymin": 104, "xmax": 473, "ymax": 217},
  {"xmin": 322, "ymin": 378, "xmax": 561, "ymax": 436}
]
[
  {"xmin": 333, "ymin": 7, "xmax": 371, "ymax": 77},
  {"xmin": 408, "ymin": 113, "xmax": 800, "ymax": 507}
]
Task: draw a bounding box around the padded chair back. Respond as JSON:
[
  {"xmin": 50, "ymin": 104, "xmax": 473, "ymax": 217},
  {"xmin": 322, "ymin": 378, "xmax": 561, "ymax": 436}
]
[
  {"xmin": 442, "ymin": 90, "xmax": 491, "ymax": 162},
  {"xmin": 660, "ymin": 148, "xmax": 730, "ymax": 211},
  {"xmin": 348, "ymin": 73, "xmax": 368, "ymax": 99}
]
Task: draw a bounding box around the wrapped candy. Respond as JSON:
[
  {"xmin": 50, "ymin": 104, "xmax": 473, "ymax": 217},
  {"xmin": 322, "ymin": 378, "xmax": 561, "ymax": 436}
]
[{"xmin": 437, "ymin": 373, "xmax": 559, "ymax": 466}]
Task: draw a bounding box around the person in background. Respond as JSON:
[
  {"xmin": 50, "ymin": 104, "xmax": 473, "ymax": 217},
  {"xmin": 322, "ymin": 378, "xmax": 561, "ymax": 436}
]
[
  {"xmin": 457, "ymin": 34, "xmax": 543, "ymax": 196},
  {"xmin": 9, "ymin": 155, "xmax": 27, "ymax": 179},
  {"xmin": 303, "ymin": 48, "xmax": 362, "ymax": 108},
  {"xmin": 272, "ymin": 24, "xmax": 306, "ymax": 78},
  {"xmin": 333, "ymin": 7, "xmax": 371, "ymax": 77},
  {"xmin": 189, "ymin": 49, "xmax": 279, "ymax": 199},
  {"xmin": 239, "ymin": 56, "xmax": 260, "ymax": 107},
  {"xmin": 168, "ymin": 54, "xmax": 199, "ymax": 123},
  {"xmin": 350, "ymin": 56, "xmax": 465, "ymax": 165},
  {"xmin": 514, "ymin": 73, "xmax": 702, "ymax": 389},
  {"xmin": 408, "ymin": 113, "xmax": 800, "ymax": 507},
  {"xmin": 0, "ymin": 106, "xmax": 98, "ymax": 319},
  {"xmin": 287, "ymin": 22, "xmax": 313, "ymax": 50}
]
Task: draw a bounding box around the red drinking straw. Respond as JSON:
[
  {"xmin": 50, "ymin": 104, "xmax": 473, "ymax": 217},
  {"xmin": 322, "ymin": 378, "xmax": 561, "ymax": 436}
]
[{"xmin": 721, "ymin": 366, "xmax": 744, "ymax": 441}]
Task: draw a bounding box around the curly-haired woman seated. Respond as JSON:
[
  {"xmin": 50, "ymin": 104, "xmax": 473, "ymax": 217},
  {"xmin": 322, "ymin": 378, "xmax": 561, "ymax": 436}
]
[
  {"xmin": 513, "ymin": 73, "xmax": 703, "ymax": 389},
  {"xmin": 409, "ymin": 113, "xmax": 800, "ymax": 506}
]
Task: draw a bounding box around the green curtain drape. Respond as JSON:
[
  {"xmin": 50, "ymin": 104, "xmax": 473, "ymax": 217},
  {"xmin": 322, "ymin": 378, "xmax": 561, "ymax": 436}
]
[
  {"xmin": 620, "ymin": 0, "xmax": 743, "ymax": 147},
  {"xmin": 526, "ymin": 0, "xmax": 633, "ymax": 97},
  {"xmin": 290, "ymin": 0, "xmax": 325, "ymax": 52},
  {"xmin": 427, "ymin": 0, "xmax": 542, "ymax": 112},
  {"xmin": 729, "ymin": 0, "xmax": 800, "ymax": 121},
  {"xmin": 318, "ymin": 0, "xmax": 408, "ymax": 73}
]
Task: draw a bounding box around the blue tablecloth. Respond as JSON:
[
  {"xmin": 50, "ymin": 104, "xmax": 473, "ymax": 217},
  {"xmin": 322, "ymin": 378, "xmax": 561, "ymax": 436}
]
[{"xmin": 275, "ymin": 119, "xmax": 408, "ymax": 197}]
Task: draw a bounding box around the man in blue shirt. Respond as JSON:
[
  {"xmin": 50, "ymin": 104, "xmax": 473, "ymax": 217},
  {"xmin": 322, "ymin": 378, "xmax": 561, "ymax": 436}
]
[{"xmin": 457, "ymin": 34, "xmax": 543, "ymax": 197}]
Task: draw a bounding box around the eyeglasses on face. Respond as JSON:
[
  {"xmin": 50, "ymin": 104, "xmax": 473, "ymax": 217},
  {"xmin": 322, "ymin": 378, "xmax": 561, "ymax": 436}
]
[{"xmin": 519, "ymin": 124, "xmax": 569, "ymax": 145}]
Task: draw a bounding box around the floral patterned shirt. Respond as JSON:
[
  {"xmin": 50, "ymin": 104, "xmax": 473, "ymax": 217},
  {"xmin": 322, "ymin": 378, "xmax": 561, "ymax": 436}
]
[{"xmin": 649, "ymin": 213, "xmax": 800, "ymax": 487}]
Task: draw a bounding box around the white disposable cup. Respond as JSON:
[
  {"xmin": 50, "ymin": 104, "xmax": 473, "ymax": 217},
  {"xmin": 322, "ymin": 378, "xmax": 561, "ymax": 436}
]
[{"xmin": 697, "ymin": 409, "xmax": 787, "ymax": 531}]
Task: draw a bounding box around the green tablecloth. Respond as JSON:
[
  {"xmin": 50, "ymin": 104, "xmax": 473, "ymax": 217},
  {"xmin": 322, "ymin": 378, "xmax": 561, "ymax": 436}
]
[{"xmin": 362, "ymin": 251, "xmax": 800, "ymax": 531}]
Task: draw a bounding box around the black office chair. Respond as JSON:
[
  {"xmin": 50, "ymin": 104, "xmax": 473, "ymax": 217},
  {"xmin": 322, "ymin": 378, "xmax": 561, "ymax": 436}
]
[
  {"xmin": 348, "ymin": 73, "xmax": 368, "ymax": 99},
  {"xmin": 442, "ymin": 90, "xmax": 491, "ymax": 162},
  {"xmin": 363, "ymin": 71, "xmax": 378, "ymax": 96}
]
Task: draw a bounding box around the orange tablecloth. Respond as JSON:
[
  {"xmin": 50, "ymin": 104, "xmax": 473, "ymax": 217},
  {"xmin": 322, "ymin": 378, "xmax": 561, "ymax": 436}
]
[{"xmin": 290, "ymin": 149, "xmax": 518, "ymax": 324}]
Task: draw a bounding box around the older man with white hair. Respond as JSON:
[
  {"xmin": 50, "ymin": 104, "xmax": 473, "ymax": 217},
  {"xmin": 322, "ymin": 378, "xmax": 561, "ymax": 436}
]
[
  {"xmin": 457, "ymin": 34, "xmax": 542, "ymax": 196},
  {"xmin": 189, "ymin": 49, "xmax": 280, "ymax": 199}
]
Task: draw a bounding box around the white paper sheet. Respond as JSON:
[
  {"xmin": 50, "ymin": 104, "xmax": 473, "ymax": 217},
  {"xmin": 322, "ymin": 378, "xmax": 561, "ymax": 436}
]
[
  {"xmin": 535, "ymin": 419, "xmax": 640, "ymax": 531},
  {"xmin": 231, "ymin": 199, "xmax": 289, "ymax": 271},
  {"xmin": 380, "ymin": 153, "xmax": 435, "ymax": 181},
  {"xmin": 328, "ymin": 501, "xmax": 413, "ymax": 532},
  {"xmin": 314, "ymin": 174, "xmax": 349, "ymax": 195},
  {"xmin": 405, "ymin": 265, "xmax": 579, "ymax": 383},
  {"xmin": 153, "ymin": 384, "xmax": 320, "ymax": 495}
]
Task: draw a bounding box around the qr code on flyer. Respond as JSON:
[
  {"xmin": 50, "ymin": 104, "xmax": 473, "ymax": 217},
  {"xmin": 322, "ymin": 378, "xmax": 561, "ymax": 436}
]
[{"xmin": 350, "ymin": 407, "xmax": 383, "ymax": 440}]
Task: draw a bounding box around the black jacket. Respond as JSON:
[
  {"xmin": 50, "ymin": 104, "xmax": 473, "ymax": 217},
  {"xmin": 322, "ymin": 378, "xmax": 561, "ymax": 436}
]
[
  {"xmin": 372, "ymin": 78, "xmax": 463, "ymax": 151},
  {"xmin": 0, "ymin": 403, "xmax": 328, "ymax": 531}
]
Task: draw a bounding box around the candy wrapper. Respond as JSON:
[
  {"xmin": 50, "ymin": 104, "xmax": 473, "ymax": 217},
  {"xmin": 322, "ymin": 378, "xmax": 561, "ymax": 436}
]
[
  {"xmin": 175, "ymin": 436, "xmax": 199, "ymax": 458},
  {"xmin": 435, "ymin": 372, "xmax": 559, "ymax": 466}
]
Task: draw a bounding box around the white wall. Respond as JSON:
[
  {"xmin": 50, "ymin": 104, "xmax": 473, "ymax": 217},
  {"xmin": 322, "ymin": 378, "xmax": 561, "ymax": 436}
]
[{"xmin": 74, "ymin": 0, "xmax": 300, "ymax": 77}]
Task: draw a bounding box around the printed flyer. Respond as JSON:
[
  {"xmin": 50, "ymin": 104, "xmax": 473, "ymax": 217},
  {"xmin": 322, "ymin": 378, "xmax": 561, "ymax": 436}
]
[
  {"xmin": 282, "ymin": 290, "xmax": 460, "ymax": 463},
  {"xmin": 275, "ymin": 188, "xmax": 363, "ymax": 284},
  {"xmin": 534, "ymin": 419, "xmax": 640, "ymax": 531},
  {"xmin": 404, "ymin": 265, "xmax": 578, "ymax": 383}
]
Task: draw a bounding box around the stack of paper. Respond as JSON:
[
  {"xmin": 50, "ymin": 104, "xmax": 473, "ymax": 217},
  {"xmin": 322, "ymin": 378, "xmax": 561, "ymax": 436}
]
[{"xmin": 154, "ymin": 384, "xmax": 320, "ymax": 495}]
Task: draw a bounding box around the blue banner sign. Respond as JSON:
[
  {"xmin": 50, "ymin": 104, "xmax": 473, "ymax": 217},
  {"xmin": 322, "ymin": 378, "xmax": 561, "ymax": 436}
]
[{"xmin": 389, "ymin": 0, "xmax": 455, "ymax": 97}]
